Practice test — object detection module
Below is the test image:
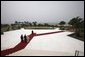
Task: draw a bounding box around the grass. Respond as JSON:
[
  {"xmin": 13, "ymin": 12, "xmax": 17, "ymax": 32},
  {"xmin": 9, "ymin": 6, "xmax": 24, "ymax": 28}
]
[
  {"xmin": 68, "ymin": 32, "xmax": 84, "ymax": 41},
  {"xmin": 1, "ymin": 27, "xmax": 9, "ymax": 35},
  {"xmin": 24, "ymin": 27, "xmax": 54, "ymax": 29}
]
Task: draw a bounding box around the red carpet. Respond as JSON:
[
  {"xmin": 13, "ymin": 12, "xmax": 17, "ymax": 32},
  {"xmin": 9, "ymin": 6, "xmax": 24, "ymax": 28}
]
[
  {"xmin": 1, "ymin": 34, "xmax": 35, "ymax": 56},
  {"xmin": 36, "ymin": 31, "xmax": 64, "ymax": 36},
  {"xmin": 1, "ymin": 41, "xmax": 28, "ymax": 56},
  {"xmin": 1, "ymin": 31, "xmax": 64, "ymax": 56}
]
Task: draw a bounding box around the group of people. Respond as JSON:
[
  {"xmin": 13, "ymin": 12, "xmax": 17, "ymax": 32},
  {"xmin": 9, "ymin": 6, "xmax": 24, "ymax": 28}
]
[
  {"xmin": 20, "ymin": 34, "xmax": 29, "ymax": 43},
  {"xmin": 20, "ymin": 30, "xmax": 34, "ymax": 43}
]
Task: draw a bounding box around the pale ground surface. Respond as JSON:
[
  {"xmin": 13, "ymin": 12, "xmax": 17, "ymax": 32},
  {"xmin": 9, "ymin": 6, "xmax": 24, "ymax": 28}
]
[
  {"xmin": 1, "ymin": 28, "xmax": 84, "ymax": 56},
  {"xmin": 1, "ymin": 28, "xmax": 60, "ymax": 50},
  {"xmin": 7, "ymin": 49, "xmax": 74, "ymax": 56}
]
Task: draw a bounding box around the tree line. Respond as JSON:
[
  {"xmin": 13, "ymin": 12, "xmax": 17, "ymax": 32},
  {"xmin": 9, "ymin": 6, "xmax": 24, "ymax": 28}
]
[
  {"xmin": 14, "ymin": 21, "xmax": 54, "ymax": 27},
  {"xmin": 1, "ymin": 16, "xmax": 84, "ymax": 38}
]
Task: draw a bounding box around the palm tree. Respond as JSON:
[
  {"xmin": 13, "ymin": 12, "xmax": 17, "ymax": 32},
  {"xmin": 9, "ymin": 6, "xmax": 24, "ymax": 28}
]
[
  {"xmin": 32, "ymin": 21, "xmax": 37, "ymax": 26},
  {"xmin": 29, "ymin": 22, "xmax": 32, "ymax": 26},
  {"xmin": 68, "ymin": 18, "xmax": 76, "ymax": 31},
  {"xmin": 68, "ymin": 16, "xmax": 83, "ymax": 37}
]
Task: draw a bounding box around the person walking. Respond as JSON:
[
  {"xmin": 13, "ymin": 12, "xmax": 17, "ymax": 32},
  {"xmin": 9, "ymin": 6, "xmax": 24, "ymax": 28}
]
[
  {"xmin": 24, "ymin": 34, "xmax": 27, "ymax": 42},
  {"xmin": 32, "ymin": 30, "xmax": 34, "ymax": 34},
  {"xmin": 27, "ymin": 36, "xmax": 29, "ymax": 43},
  {"xmin": 20, "ymin": 34, "xmax": 23, "ymax": 42}
]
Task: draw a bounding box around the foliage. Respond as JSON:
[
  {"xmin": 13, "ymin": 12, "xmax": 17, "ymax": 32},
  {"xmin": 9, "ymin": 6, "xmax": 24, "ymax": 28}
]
[
  {"xmin": 68, "ymin": 16, "xmax": 84, "ymax": 37},
  {"xmin": 59, "ymin": 21, "xmax": 66, "ymax": 25}
]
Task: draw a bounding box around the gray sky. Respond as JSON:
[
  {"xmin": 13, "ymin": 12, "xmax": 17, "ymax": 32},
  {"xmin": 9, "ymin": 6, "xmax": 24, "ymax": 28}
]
[{"xmin": 1, "ymin": 1, "xmax": 84, "ymax": 24}]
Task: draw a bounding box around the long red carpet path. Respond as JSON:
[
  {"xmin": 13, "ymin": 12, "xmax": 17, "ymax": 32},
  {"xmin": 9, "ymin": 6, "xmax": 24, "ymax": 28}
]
[
  {"xmin": 1, "ymin": 33, "xmax": 35, "ymax": 56},
  {"xmin": 36, "ymin": 31, "xmax": 64, "ymax": 36},
  {"xmin": 1, "ymin": 31, "xmax": 64, "ymax": 56}
]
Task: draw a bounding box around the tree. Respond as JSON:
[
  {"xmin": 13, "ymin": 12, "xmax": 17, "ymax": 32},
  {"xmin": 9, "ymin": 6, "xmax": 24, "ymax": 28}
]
[
  {"xmin": 6, "ymin": 24, "xmax": 10, "ymax": 30},
  {"xmin": 38, "ymin": 23, "xmax": 43, "ymax": 27},
  {"xmin": 59, "ymin": 21, "xmax": 66, "ymax": 26},
  {"xmin": 79, "ymin": 20, "xmax": 84, "ymax": 28},
  {"xmin": 15, "ymin": 21, "xmax": 18, "ymax": 24},
  {"xmin": 29, "ymin": 22, "xmax": 32, "ymax": 26},
  {"xmin": 44, "ymin": 23, "xmax": 49, "ymax": 27},
  {"xmin": 68, "ymin": 16, "xmax": 84, "ymax": 37},
  {"xmin": 32, "ymin": 21, "xmax": 37, "ymax": 26},
  {"xmin": 68, "ymin": 17, "xmax": 76, "ymax": 31},
  {"xmin": 59, "ymin": 21, "xmax": 66, "ymax": 30}
]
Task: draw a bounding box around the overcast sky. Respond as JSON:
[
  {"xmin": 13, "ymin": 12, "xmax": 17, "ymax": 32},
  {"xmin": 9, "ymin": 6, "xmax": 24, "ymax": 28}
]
[{"xmin": 1, "ymin": 1, "xmax": 84, "ymax": 24}]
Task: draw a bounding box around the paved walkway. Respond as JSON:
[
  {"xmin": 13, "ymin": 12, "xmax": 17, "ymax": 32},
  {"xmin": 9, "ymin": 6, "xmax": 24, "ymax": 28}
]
[
  {"xmin": 1, "ymin": 31, "xmax": 64, "ymax": 56},
  {"xmin": 1, "ymin": 34, "xmax": 35, "ymax": 56}
]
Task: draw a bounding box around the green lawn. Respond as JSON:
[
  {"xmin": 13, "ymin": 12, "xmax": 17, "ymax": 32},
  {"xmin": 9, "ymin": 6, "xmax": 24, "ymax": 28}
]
[{"xmin": 68, "ymin": 32, "xmax": 84, "ymax": 41}]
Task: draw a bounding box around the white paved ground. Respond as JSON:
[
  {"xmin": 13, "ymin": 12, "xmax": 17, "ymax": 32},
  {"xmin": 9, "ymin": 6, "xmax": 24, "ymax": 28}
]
[
  {"xmin": 26, "ymin": 32, "xmax": 84, "ymax": 52},
  {"xmin": 7, "ymin": 49, "xmax": 74, "ymax": 56},
  {"xmin": 1, "ymin": 28, "xmax": 84, "ymax": 56},
  {"xmin": 1, "ymin": 28, "xmax": 60, "ymax": 50}
]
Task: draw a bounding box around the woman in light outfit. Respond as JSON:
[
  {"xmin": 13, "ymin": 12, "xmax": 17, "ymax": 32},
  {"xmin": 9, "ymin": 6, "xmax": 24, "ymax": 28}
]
[
  {"xmin": 26, "ymin": 36, "xmax": 29, "ymax": 43},
  {"xmin": 24, "ymin": 34, "xmax": 29, "ymax": 43}
]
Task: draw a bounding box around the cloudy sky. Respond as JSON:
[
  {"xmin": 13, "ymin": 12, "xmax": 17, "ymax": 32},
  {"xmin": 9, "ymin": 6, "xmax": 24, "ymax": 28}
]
[{"xmin": 1, "ymin": 1, "xmax": 84, "ymax": 24}]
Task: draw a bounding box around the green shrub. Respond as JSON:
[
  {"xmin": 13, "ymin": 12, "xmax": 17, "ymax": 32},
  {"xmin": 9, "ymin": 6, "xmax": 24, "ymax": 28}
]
[
  {"xmin": 1, "ymin": 31, "xmax": 3, "ymax": 35},
  {"xmin": 60, "ymin": 26, "xmax": 65, "ymax": 30}
]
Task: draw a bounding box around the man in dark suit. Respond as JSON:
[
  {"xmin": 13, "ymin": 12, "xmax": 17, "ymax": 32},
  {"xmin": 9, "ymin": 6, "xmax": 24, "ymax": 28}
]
[
  {"xmin": 32, "ymin": 30, "xmax": 34, "ymax": 34},
  {"xmin": 20, "ymin": 34, "xmax": 23, "ymax": 42}
]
